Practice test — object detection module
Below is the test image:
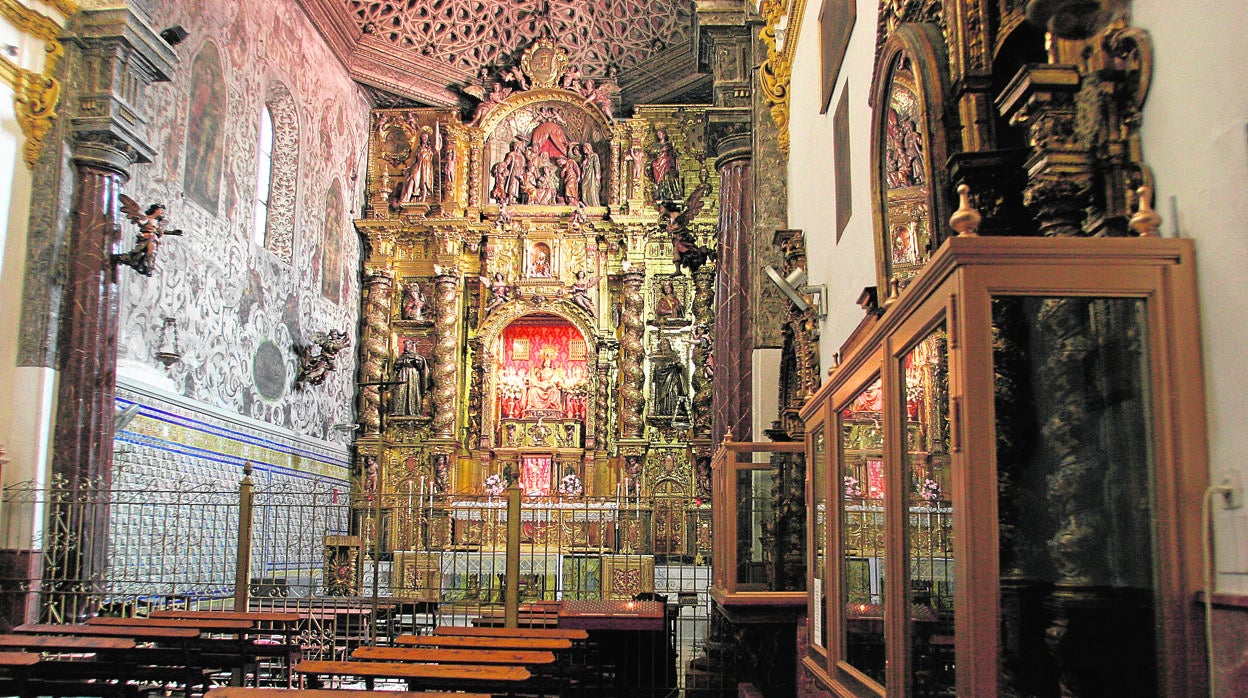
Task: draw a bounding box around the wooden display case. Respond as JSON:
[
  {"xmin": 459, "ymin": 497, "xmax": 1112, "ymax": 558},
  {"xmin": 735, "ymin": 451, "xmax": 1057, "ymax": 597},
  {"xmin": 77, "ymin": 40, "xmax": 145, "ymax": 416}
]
[
  {"xmin": 710, "ymin": 439, "xmax": 808, "ymax": 609},
  {"xmin": 801, "ymin": 236, "xmax": 1208, "ymax": 696}
]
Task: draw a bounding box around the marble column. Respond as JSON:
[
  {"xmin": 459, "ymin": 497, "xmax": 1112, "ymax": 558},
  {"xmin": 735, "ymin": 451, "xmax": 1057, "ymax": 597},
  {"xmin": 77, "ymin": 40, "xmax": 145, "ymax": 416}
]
[
  {"xmin": 358, "ymin": 270, "xmax": 394, "ymax": 435},
  {"xmin": 432, "ymin": 269, "xmax": 461, "ymax": 439},
  {"xmin": 40, "ymin": 7, "xmax": 173, "ymax": 624},
  {"xmin": 712, "ymin": 135, "xmax": 753, "ymax": 446},
  {"xmin": 619, "ymin": 268, "xmax": 646, "ymax": 438}
]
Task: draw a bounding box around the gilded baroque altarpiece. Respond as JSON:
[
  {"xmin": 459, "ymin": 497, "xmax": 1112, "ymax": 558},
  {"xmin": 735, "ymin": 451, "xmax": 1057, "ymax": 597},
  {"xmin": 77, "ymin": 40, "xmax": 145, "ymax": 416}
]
[{"xmin": 350, "ymin": 42, "xmax": 717, "ymax": 560}]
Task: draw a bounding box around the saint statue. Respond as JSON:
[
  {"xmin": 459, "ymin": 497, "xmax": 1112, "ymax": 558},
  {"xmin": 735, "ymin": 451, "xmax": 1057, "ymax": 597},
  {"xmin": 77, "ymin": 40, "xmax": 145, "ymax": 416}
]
[
  {"xmin": 654, "ymin": 281, "xmax": 685, "ymax": 322},
  {"xmin": 391, "ymin": 339, "xmax": 432, "ymax": 416},
  {"xmin": 401, "ymin": 282, "xmax": 428, "ymax": 322},
  {"xmin": 525, "ymin": 358, "xmax": 564, "ymax": 413},
  {"xmin": 651, "ymin": 338, "xmax": 689, "ymax": 417},
  {"xmin": 580, "ymin": 142, "xmax": 601, "ymax": 207},
  {"xmin": 401, "ymin": 130, "xmax": 436, "ymax": 202},
  {"xmin": 648, "ymin": 129, "xmax": 684, "ymax": 202}
]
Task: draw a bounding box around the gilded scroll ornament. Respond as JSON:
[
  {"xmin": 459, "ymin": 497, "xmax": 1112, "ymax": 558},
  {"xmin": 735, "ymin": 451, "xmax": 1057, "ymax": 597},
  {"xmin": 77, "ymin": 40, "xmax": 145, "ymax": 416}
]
[
  {"xmin": 758, "ymin": 0, "xmax": 792, "ymax": 154},
  {"xmin": 0, "ymin": 0, "xmax": 66, "ymax": 169}
]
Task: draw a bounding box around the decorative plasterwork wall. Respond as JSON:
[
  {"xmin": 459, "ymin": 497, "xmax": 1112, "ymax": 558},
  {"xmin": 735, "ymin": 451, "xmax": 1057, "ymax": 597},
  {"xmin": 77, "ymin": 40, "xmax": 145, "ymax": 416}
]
[{"xmin": 115, "ymin": 0, "xmax": 370, "ymax": 441}]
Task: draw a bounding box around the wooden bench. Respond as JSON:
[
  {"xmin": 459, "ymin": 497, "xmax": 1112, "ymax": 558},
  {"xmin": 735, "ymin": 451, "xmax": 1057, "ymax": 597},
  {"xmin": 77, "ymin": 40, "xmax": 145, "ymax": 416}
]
[
  {"xmin": 294, "ymin": 658, "xmax": 530, "ymax": 691},
  {"xmin": 395, "ymin": 634, "xmax": 572, "ymax": 651},
  {"xmin": 0, "ymin": 633, "xmax": 137, "ymax": 652},
  {"xmin": 0, "ymin": 629, "xmax": 213, "ymax": 697},
  {"xmin": 353, "ymin": 645, "xmax": 556, "ymax": 666},
  {"xmin": 206, "ymin": 688, "xmax": 490, "ymax": 698},
  {"xmin": 0, "ymin": 651, "xmax": 41, "ymax": 695},
  {"xmin": 13, "ymin": 622, "xmax": 200, "ymax": 641},
  {"xmin": 120, "ymin": 611, "xmax": 305, "ymax": 685},
  {"xmin": 86, "ymin": 615, "xmax": 257, "ymax": 633},
  {"xmin": 11, "ymin": 623, "xmax": 262, "ymax": 693},
  {"xmin": 435, "ymin": 625, "xmax": 589, "ymax": 640}
]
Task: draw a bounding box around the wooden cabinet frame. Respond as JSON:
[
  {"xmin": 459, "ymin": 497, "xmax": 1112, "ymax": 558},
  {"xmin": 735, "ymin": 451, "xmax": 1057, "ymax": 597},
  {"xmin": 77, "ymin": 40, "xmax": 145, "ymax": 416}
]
[{"xmin": 800, "ymin": 236, "xmax": 1208, "ymax": 696}]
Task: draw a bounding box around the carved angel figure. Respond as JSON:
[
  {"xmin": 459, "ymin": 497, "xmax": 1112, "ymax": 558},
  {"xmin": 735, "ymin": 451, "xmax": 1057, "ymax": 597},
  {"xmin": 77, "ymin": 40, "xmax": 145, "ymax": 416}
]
[
  {"xmin": 115, "ymin": 195, "xmax": 183, "ymax": 276},
  {"xmin": 659, "ymin": 183, "xmax": 714, "ymax": 274},
  {"xmin": 480, "ymin": 272, "xmax": 515, "ymax": 315},
  {"xmin": 297, "ymin": 329, "xmax": 351, "ymax": 386},
  {"xmin": 568, "ymin": 270, "xmax": 596, "ymax": 314},
  {"xmin": 465, "ymin": 81, "xmax": 512, "ymax": 124},
  {"xmin": 580, "ymin": 79, "xmax": 620, "ymax": 116}
]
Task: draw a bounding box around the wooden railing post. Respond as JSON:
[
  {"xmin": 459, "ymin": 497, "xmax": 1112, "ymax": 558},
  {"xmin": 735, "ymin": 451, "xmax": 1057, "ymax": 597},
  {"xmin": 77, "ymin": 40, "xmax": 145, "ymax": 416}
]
[
  {"xmin": 504, "ymin": 483, "xmax": 522, "ymax": 628},
  {"xmin": 234, "ymin": 461, "xmax": 254, "ymax": 610}
]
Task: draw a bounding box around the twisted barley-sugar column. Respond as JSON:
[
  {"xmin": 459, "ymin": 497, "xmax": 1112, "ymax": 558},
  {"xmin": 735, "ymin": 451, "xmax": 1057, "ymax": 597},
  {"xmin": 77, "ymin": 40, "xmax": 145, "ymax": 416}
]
[
  {"xmin": 359, "ymin": 271, "xmax": 393, "ymax": 435},
  {"xmin": 432, "ymin": 269, "xmax": 462, "ymax": 438},
  {"xmin": 620, "ymin": 269, "xmax": 646, "ymax": 438}
]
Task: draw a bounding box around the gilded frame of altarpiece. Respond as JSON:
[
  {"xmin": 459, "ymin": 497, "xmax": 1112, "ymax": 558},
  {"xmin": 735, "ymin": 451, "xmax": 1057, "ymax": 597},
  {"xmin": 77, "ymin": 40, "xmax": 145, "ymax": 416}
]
[{"xmin": 348, "ymin": 42, "xmax": 719, "ymax": 564}]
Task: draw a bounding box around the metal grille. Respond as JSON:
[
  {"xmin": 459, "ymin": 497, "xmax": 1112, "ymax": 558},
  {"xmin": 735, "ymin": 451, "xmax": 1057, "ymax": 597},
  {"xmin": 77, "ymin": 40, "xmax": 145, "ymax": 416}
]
[{"xmin": 0, "ymin": 475, "xmax": 728, "ymax": 694}]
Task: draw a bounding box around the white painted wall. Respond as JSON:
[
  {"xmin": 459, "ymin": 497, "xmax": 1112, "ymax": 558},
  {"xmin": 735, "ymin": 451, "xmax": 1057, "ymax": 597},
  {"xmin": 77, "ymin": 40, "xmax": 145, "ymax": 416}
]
[
  {"xmin": 0, "ymin": 68, "xmax": 55, "ymax": 490},
  {"xmin": 1134, "ymin": 0, "xmax": 1248, "ymax": 591},
  {"xmin": 788, "ymin": 0, "xmax": 881, "ymax": 363}
]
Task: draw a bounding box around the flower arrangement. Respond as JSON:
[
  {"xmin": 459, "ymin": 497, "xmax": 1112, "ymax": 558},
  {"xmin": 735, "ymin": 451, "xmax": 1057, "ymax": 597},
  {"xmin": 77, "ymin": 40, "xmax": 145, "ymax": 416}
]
[
  {"xmin": 483, "ymin": 473, "xmax": 504, "ymax": 497},
  {"xmin": 843, "ymin": 475, "xmax": 864, "ymax": 499},
  {"xmin": 558, "ymin": 472, "xmax": 584, "ymax": 497},
  {"xmin": 917, "ymin": 478, "xmax": 941, "ymax": 502}
]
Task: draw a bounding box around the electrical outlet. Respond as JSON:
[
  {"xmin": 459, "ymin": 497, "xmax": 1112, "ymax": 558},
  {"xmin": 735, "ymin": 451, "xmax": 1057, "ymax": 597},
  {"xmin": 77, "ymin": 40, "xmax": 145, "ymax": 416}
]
[{"xmin": 1219, "ymin": 469, "xmax": 1244, "ymax": 510}]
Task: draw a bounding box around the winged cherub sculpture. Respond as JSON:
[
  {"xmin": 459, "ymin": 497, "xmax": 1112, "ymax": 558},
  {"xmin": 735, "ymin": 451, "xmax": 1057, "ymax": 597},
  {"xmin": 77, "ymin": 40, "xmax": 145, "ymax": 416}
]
[
  {"xmin": 659, "ymin": 182, "xmax": 714, "ymax": 274},
  {"xmin": 114, "ymin": 195, "xmax": 183, "ymax": 276}
]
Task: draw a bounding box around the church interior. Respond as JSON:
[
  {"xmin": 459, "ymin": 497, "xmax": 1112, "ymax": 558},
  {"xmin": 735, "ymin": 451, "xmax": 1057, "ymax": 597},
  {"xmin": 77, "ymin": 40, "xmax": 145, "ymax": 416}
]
[{"xmin": 0, "ymin": 0, "xmax": 1245, "ymax": 695}]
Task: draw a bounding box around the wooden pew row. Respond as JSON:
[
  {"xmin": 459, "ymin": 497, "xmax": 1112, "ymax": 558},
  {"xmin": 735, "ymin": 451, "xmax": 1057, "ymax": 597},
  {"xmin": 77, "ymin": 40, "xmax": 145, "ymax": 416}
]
[
  {"xmin": 395, "ymin": 634, "xmax": 572, "ymax": 651},
  {"xmin": 11, "ymin": 620, "xmax": 290, "ymax": 693},
  {"xmin": 207, "ymin": 688, "xmax": 490, "ymax": 698},
  {"xmin": 0, "ymin": 630, "xmax": 212, "ymax": 697},
  {"xmin": 294, "ymin": 658, "xmax": 529, "ymax": 692},
  {"xmin": 353, "ymin": 645, "xmax": 555, "ymax": 666},
  {"xmin": 434, "ymin": 625, "xmax": 588, "ymax": 641},
  {"xmin": 140, "ymin": 609, "xmax": 306, "ymax": 685}
]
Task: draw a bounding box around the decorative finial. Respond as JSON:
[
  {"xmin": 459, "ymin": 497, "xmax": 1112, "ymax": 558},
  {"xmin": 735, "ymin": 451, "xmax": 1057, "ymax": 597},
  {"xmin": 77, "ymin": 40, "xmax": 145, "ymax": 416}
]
[
  {"xmin": 1129, "ymin": 185, "xmax": 1162, "ymax": 237},
  {"xmin": 950, "ymin": 184, "xmax": 981, "ymax": 237},
  {"xmin": 884, "ymin": 278, "xmax": 900, "ymax": 306},
  {"xmin": 723, "ymin": 428, "xmax": 734, "ymax": 445}
]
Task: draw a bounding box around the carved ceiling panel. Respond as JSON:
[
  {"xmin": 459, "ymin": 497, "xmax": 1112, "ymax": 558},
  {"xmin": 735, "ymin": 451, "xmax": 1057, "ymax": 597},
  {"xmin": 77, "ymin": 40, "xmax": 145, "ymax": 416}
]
[{"xmin": 344, "ymin": 0, "xmax": 695, "ymax": 78}]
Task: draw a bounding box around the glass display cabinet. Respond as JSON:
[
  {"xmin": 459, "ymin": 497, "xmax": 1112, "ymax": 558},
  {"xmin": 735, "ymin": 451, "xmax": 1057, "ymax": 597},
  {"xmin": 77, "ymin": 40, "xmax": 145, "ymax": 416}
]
[
  {"xmin": 710, "ymin": 439, "xmax": 808, "ymax": 607},
  {"xmin": 801, "ymin": 236, "xmax": 1208, "ymax": 696}
]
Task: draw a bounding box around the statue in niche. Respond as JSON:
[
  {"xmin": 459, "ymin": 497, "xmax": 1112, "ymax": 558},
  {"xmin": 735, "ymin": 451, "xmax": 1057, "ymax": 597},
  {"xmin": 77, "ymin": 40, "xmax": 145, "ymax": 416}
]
[
  {"xmin": 648, "ymin": 129, "xmax": 684, "ymax": 202},
  {"xmin": 481, "ymin": 272, "xmax": 515, "ymax": 315},
  {"xmin": 653, "ymin": 281, "xmax": 685, "ymax": 324},
  {"xmin": 401, "ymin": 128, "xmax": 436, "ymax": 202},
  {"xmin": 568, "ymin": 270, "xmax": 596, "ymax": 314},
  {"xmin": 525, "ymin": 358, "xmax": 564, "ymax": 413},
  {"xmin": 401, "ymin": 281, "xmax": 430, "ymax": 323},
  {"xmin": 580, "ymin": 143, "xmax": 601, "ymax": 207},
  {"xmin": 560, "ymin": 149, "xmax": 582, "ymax": 205},
  {"xmin": 651, "ymin": 338, "xmax": 689, "ymax": 417},
  {"xmin": 528, "ymin": 243, "xmax": 552, "ymax": 277},
  {"xmin": 391, "ymin": 339, "xmax": 432, "ymax": 416},
  {"xmin": 625, "ymin": 144, "xmax": 645, "ymax": 199},
  {"xmin": 442, "ymin": 133, "xmax": 457, "ymax": 199},
  {"xmin": 434, "ymin": 453, "xmax": 450, "ymax": 493}
]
